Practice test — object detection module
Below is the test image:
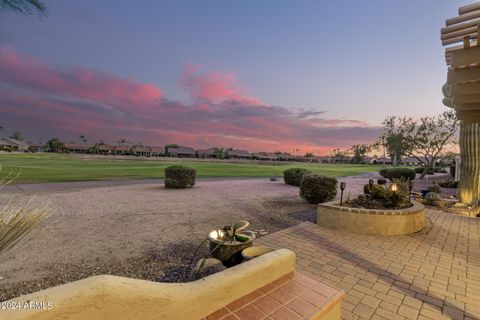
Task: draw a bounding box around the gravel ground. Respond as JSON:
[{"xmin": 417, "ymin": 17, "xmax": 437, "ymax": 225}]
[{"xmin": 0, "ymin": 178, "xmax": 322, "ymax": 301}]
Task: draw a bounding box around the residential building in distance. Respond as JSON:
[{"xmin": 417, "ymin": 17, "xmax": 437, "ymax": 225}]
[
  {"xmin": 168, "ymin": 146, "xmax": 196, "ymax": 158},
  {"xmin": 225, "ymin": 149, "xmax": 253, "ymax": 160}
]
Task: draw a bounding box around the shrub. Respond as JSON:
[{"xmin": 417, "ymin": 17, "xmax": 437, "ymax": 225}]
[
  {"xmin": 415, "ymin": 167, "xmax": 425, "ymax": 174},
  {"xmin": 283, "ymin": 168, "xmax": 311, "ymax": 186},
  {"xmin": 425, "ymin": 192, "xmax": 440, "ymax": 205},
  {"xmin": 379, "ymin": 168, "xmax": 389, "ymax": 178},
  {"xmin": 424, "ymin": 167, "xmax": 435, "ymax": 175},
  {"xmin": 299, "ymin": 174, "xmax": 337, "ymax": 204},
  {"xmin": 439, "ymin": 180, "xmax": 459, "ymax": 188},
  {"xmin": 164, "ymin": 165, "xmax": 196, "ymax": 188},
  {"xmin": 385, "ymin": 168, "xmax": 416, "ymax": 181},
  {"xmin": 363, "ymin": 184, "xmax": 386, "ymax": 199},
  {"xmin": 428, "ymin": 185, "xmax": 442, "ymax": 194},
  {"xmin": 377, "ymin": 178, "xmax": 387, "ymax": 185},
  {"xmin": 449, "ymin": 165, "xmax": 456, "ymax": 178}
]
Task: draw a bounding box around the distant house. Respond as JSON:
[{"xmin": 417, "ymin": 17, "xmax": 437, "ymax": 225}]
[
  {"xmin": 315, "ymin": 156, "xmax": 331, "ymax": 163},
  {"xmin": 168, "ymin": 146, "xmax": 196, "ymax": 158},
  {"xmin": 197, "ymin": 148, "xmax": 218, "ymax": 159},
  {"xmin": 150, "ymin": 146, "xmax": 164, "ymax": 157},
  {"xmin": 330, "ymin": 156, "xmax": 352, "ymax": 164},
  {"xmin": 401, "ymin": 157, "xmax": 421, "ymax": 166},
  {"xmin": 0, "ymin": 137, "xmax": 29, "ymax": 152},
  {"xmin": 98, "ymin": 144, "xmax": 114, "ymax": 155},
  {"xmin": 276, "ymin": 153, "xmax": 296, "ymax": 161},
  {"xmin": 132, "ymin": 145, "xmax": 151, "ymax": 157},
  {"xmin": 28, "ymin": 143, "xmax": 44, "ymax": 152},
  {"xmin": 65, "ymin": 143, "xmax": 91, "ymax": 154},
  {"xmin": 114, "ymin": 145, "xmax": 131, "ymax": 155},
  {"xmin": 371, "ymin": 157, "xmax": 393, "ymax": 165},
  {"xmin": 226, "ymin": 149, "xmax": 253, "ymax": 160},
  {"xmin": 252, "ymin": 152, "xmax": 278, "ymax": 161}
]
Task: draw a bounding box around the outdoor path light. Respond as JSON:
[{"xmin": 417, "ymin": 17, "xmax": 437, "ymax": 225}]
[
  {"xmin": 391, "ymin": 183, "xmax": 398, "ymax": 209},
  {"xmin": 409, "ymin": 180, "xmax": 414, "ymax": 204},
  {"xmin": 340, "ymin": 182, "xmax": 346, "ymax": 206}
]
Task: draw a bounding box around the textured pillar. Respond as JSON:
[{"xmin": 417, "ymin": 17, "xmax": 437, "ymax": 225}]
[{"xmin": 459, "ymin": 121, "xmax": 480, "ymax": 203}]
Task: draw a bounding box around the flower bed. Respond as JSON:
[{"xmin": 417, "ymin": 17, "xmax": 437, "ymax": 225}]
[{"xmin": 317, "ymin": 200, "xmax": 425, "ymax": 236}]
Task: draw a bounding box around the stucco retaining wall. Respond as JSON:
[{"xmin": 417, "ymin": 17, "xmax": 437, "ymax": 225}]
[
  {"xmin": 2, "ymin": 249, "xmax": 295, "ymax": 320},
  {"xmin": 317, "ymin": 201, "xmax": 425, "ymax": 235}
]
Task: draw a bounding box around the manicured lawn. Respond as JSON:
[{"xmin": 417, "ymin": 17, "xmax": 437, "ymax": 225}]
[{"xmin": 0, "ymin": 153, "xmax": 381, "ymax": 183}]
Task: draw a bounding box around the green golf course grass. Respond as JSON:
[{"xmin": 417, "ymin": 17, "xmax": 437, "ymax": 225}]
[{"xmin": 0, "ymin": 153, "xmax": 382, "ymax": 183}]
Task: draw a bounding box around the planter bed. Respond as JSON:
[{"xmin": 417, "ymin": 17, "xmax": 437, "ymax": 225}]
[{"xmin": 317, "ymin": 200, "xmax": 425, "ymax": 236}]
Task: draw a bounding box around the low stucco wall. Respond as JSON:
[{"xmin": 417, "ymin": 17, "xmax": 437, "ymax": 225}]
[
  {"xmin": 3, "ymin": 249, "xmax": 295, "ymax": 320},
  {"xmin": 317, "ymin": 201, "xmax": 425, "ymax": 236}
]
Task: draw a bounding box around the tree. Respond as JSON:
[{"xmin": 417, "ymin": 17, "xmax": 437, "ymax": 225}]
[
  {"xmin": 118, "ymin": 138, "xmax": 127, "ymax": 145},
  {"xmin": 380, "ymin": 110, "xmax": 459, "ymax": 178},
  {"xmin": 44, "ymin": 138, "xmax": 66, "ymax": 153},
  {"xmin": 331, "ymin": 148, "xmax": 350, "ymax": 162},
  {"xmin": 304, "ymin": 152, "xmax": 314, "ymax": 158},
  {"xmin": 9, "ymin": 131, "xmax": 23, "ymax": 141},
  {"xmin": 0, "ymin": 0, "xmax": 47, "ymax": 15},
  {"xmin": 350, "ymin": 144, "xmax": 371, "ymax": 164},
  {"xmin": 213, "ymin": 147, "xmax": 225, "ymax": 159},
  {"xmin": 79, "ymin": 135, "xmax": 87, "ymax": 145}
]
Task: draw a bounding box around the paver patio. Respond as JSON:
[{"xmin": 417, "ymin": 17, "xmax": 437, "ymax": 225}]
[{"xmin": 257, "ymin": 210, "xmax": 480, "ymax": 320}]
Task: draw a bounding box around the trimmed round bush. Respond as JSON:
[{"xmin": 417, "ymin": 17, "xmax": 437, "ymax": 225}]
[
  {"xmin": 299, "ymin": 173, "xmax": 337, "ymax": 204},
  {"xmin": 363, "ymin": 184, "xmax": 386, "ymax": 199},
  {"xmin": 284, "ymin": 168, "xmax": 311, "ymax": 186},
  {"xmin": 385, "ymin": 168, "xmax": 416, "ymax": 181},
  {"xmin": 414, "ymin": 167, "xmax": 425, "ymax": 174},
  {"xmin": 164, "ymin": 165, "xmax": 196, "ymax": 188},
  {"xmin": 379, "ymin": 168, "xmax": 389, "ymax": 178}
]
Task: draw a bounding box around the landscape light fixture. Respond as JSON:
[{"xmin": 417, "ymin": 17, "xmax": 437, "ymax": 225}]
[
  {"xmin": 391, "ymin": 183, "xmax": 398, "ymax": 209},
  {"xmin": 340, "ymin": 182, "xmax": 346, "ymax": 206},
  {"xmin": 208, "ymin": 229, "xmax": 224, "ymax": 240}
]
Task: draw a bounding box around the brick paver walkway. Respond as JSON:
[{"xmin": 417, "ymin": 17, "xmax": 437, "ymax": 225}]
[{"xmin": 256, "ymin": 210, "xmax": 480, "ymax": 320}]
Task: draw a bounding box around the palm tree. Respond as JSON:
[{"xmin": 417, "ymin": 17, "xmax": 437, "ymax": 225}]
[
  {"xmin": 79, "ymin": 135, "xmax": 87, "ymax": 145},
  {"xmin": 0, "ymin": 0, "xmax": 47, "ymax": 15}
]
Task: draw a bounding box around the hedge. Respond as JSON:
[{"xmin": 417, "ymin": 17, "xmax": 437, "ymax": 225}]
[{"xmin": 164, "ymin": 165, "xmax": 196, "ymax": 188}]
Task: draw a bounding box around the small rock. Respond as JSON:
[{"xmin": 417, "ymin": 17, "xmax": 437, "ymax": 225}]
[{"xmin": 189, "ymin": 258, "xmax": 226, "ymax": 281}]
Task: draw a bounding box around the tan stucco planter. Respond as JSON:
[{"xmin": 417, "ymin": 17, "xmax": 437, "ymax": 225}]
[
  {"xmin": 2, "ymin": 249, "xmax": 296, "ymax": 320},
  {"xmin": 317, "ymin": 200, "xmax": 425, "ymax": 236}
]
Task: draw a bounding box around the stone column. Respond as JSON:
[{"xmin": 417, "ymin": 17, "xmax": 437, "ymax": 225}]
[{"xmin": 459, "ymin": 121, "xmax": 480, "ymax": 203}]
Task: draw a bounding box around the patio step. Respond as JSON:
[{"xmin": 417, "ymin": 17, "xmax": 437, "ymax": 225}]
[{"xmin": 203, "ymin": 271, "xmax": 344, "ymax": 320}]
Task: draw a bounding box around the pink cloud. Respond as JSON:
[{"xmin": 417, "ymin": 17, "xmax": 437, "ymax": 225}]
[
  {"xmin": 0, "ymin": 48, "xmax": 380, "ymax": 155},
  {"xmin": 181, "ymin": 64, "xmax": 260, "ymax": 105},
  {"xmin": 0, "ymin": 47, "xmax": 162, "ymax": 108}
]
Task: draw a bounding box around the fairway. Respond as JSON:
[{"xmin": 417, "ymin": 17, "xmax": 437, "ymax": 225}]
[{"xmin": 0, "ymin": 153, "xmax": 381, "ymax": 183}]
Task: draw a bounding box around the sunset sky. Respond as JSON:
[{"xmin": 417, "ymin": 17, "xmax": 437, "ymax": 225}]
[{"xmin": 0, "ymin": 0, "xmax": 470, "ymax": 155}]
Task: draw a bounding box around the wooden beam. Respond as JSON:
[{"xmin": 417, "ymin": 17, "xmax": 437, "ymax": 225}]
[
  {"xmin": 448, "ymin": 66, "xmax": 480, "ymax": 84},
  {"xmin": 442, "ymin": 34, "xmax": 476, "ymax": 46},
  {"xmin": 459, "ymin": 2, "xmax": 480, "ymax": 15},
  {"xmin": 442, "ymin": 18, "xmax": 480, "ymax": 34},
  {"xmin": 441, "ymin": 26, "xmax": 478, "ymax": 40},
  {"xmin": 453, "ymin": 82, "xmax": 480, "ymax": 95},
  {"xmin": 451, "ymin": 45, "xmax": 480, "ymax": 68},
  {"xmin": 454, "ymin": 95, "xmax": 480, "ymax": 104},
  {"xmin": 446, "ymin": 10, "xmax": 480, "ymax": 26}
]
